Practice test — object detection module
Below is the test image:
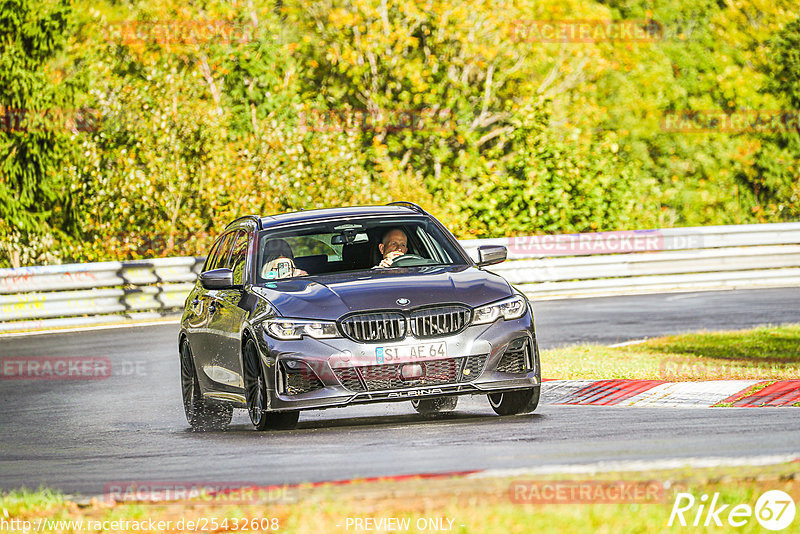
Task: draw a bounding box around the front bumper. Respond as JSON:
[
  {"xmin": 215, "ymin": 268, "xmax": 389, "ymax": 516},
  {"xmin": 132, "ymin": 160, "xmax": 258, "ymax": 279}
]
[{"xmin": 254, "ymin": 312, "xmax": 541, "ymax": 412}]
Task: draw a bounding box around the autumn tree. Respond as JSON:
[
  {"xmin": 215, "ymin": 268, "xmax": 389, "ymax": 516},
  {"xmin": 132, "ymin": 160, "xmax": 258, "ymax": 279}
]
[{"xmin": 0, "ymin": 0, "xmax": 82, "ymax": 267}]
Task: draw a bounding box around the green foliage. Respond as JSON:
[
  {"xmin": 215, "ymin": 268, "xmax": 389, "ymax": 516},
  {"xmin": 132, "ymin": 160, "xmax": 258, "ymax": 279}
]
[
  {"xmin": 462, "ymin": 131, "xmax": 656, "ymax": 237},
  {"xmin": 740, "ymin": 16, "xmax": 800, "ymax": 221},
  {"xmin": 280, "ymin": 0, "xmax": 631, "ymax": 236},
  {"xmin": 0, "ymin": 0, "xmax": 80, "ymax": 267},
  {"xmin": 1, "ymin": 0, "xmax": 799, "ymax": 267},
  {"xmin": 64, "ymin": 1, "xmax": 422, "ymax": 261},
  {"xmin": 762, "ymin": 17, "xmax": 800, "ymax": 109}
]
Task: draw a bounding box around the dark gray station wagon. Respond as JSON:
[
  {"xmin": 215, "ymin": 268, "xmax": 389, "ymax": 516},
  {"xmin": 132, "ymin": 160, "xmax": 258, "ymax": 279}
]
[{"xmin": 179, "ymin": 202, "xmax": 541, "ymax": 430}]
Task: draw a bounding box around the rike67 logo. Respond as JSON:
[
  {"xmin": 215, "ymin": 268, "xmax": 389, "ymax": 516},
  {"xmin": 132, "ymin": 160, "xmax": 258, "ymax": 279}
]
[{"xmin": 668, "ymin": 490, "xmax": 796, "ymax": 531}]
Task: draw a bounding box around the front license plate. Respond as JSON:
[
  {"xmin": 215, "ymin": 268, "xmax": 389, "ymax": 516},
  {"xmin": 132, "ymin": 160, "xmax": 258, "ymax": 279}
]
[{"xmin": 376, "ymin": 342, "xmax": 447, "ymax": 364}]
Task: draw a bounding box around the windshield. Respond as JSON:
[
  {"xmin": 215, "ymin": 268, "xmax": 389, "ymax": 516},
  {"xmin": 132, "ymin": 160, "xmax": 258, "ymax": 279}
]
[{"xmin": 255, "ymin": 217, "xmax": 467, "ymax": 282}]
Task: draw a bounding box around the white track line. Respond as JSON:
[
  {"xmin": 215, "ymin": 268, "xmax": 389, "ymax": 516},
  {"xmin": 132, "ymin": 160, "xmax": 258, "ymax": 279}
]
[
  {"xmin": 608, "ymin": 338, "xmax": 649, "ymax": 347},
  {"xmin": 0, "ymin": 319, "xmax": 180, "ymax": 338},
  {"xmin": 624, "ymin": 380, "xmax": 763, "ymax": 408}
]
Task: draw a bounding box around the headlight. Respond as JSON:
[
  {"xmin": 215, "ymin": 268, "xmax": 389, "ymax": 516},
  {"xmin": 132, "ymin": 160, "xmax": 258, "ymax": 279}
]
[
  {"xmin": 472, "ymin": 295, "xmax": 527, "ymax": 325},
  {"xmin": 264, "ymin": 319, "xmax": 339, "ymax": 340}
]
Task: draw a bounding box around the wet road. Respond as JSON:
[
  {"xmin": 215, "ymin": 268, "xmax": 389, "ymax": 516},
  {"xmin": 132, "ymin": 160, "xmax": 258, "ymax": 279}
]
[{"xmin": 1, "ymin": 288, "xmax": 798, "ymax": 495}]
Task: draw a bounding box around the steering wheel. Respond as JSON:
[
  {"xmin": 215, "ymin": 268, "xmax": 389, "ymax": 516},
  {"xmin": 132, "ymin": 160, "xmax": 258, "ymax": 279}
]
[{"xmin": 390, "ymin": 254, "xmax": 428, "ymax": 267}]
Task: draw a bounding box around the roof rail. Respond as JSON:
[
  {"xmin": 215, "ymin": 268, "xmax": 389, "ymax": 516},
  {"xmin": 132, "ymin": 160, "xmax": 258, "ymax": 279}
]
[
  {"xmin": 386, "ymin": 201, "xmax": 426, "ymax": 214},
  {"xmin": 225, "ymin": 215, "xmax": 262, "ymax": 230}
]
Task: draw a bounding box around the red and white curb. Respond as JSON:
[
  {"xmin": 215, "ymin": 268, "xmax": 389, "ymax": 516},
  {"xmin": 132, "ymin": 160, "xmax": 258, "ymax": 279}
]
[{"xmin": 541, "ymin": 379, "xmax": 800, "ymax": 407}]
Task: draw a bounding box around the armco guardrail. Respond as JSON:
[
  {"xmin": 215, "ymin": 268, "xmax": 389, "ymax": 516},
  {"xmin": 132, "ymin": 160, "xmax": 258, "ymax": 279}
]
[
  {"xmin": 1, "ymin": 223, "xmax": 799, "ymax": 332},
  {"xmin": 461, "ymin": 222, "xmax": 800, "ymax": 299},
  {"xmin": 0, "ymin": 258, "xmax": 203, "ymax": 332}
]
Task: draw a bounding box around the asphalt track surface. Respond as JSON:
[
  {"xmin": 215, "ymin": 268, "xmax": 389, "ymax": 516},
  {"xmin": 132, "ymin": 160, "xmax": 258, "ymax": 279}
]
[{"xmin": 1, "ymin": 288, "xmax": 799, "ymax": 495}]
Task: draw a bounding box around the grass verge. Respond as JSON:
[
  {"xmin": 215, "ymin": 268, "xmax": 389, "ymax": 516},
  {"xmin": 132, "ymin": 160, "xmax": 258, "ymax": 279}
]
[
  {"xmin": 2, "ymin": 463, "xmax": 799, "ymax": 533},
  {"xmin": 542, "ymin": 323, "xmax": 800, "ymax": 380}
]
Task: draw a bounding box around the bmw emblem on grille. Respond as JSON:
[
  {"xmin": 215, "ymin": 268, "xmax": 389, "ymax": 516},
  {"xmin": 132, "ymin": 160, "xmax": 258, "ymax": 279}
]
[{"xmin": 396, "ymin": 298, "xmax": 410, "ymax": 306}]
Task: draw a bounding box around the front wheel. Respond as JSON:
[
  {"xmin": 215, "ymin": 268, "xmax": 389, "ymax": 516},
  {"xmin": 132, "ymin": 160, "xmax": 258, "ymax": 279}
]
[
  {"xmin": 243, "ymin": 338, "xmax": 299, "ymax": 431},
  {"xmin": 488, "ymin": 387, "xmax": 540, "ymax": 416},
  {"xmin": 180, "ymin": 339, "xmax": 233, "ymax": 431},
  {"xmin": 411, "ymin": 396, "xmax": 458, "ymax": 414}
]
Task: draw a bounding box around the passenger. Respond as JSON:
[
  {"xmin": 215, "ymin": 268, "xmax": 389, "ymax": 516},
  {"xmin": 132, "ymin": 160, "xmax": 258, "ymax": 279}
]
[
  {"xmin": 375, "ymin": 228, "xmax": 408, "ymax": 268},
  {"xmin": 261, "ymin": 238, "xmax": 307, "ymax": 279}
]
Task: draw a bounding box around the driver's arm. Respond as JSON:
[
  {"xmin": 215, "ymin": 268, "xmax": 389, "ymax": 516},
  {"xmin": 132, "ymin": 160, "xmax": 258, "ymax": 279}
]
[{"xmin": 376, "ymin": 250, "xmax": 405, "ymax": 268}]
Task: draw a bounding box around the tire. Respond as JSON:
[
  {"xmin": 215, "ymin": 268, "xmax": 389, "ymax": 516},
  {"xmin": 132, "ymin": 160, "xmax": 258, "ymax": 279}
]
[
  {"xmin": 243, "ymin": 338, "xmax": 299, "ymax": 431},
  {"xmin": 180, "ymin": 339, "xmax": 233, "ymax": 431},
  {"xmin": 487, "ymin": 387, "xmax": 540, "ymax": 416},
  {"xmin": 411, "ymin": 396, "xmax": 458, "ymax": 414}
]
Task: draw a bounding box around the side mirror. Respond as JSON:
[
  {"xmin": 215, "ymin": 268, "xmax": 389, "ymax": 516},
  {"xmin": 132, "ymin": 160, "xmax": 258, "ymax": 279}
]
[
  {"xmin": 199, "ymin": 268, "xmax": 236, "ymax": 290},
  {"xmin": 476, "ymin": 245, "xmax": 507, "ymax": 267}
]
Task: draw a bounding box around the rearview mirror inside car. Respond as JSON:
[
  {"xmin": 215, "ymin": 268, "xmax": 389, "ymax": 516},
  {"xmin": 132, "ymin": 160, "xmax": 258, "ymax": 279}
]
[{"xmin": 331, "ymin": 232, "xmax": 369, "ymax": 245}]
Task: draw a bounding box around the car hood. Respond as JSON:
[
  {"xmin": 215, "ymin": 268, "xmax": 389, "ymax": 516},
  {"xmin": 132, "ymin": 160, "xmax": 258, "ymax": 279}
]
[{"xmin": 251, "ymin": 265, "xmax": 514, "ymax": 320}]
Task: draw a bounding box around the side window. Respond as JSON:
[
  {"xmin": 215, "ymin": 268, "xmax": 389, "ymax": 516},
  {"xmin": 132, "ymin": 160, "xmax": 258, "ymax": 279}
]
[
  {"xmin": 203, "ymin": 237, "xmax": 222, "ymax": 272},
  {"xmin": 210, "ymin": 232, "xmax": 234, "ymax": 271},
  {"xmin": 229, "ymin": 231, "xmax": 249, "ymax": 285},
  {"xmin": 416, "ymin": 225, "xmax": 450, "ymax": 263}
]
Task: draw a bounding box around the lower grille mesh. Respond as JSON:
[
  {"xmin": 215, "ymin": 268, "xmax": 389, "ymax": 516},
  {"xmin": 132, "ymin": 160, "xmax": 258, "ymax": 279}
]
[
  {"xmin": 283, "ymin": 363, "xmax": 324, "ymax": 395},
  {"xmin": 461, "ymin": 354, "xmax": 488, "ymax": 381},
  {"xmin": 334, "ymin": 366, "xmax": 364, "ymax": 392},
  {"xmin": 496, "ymin": 338, "xmax": 531, "ymax": 374},
  {"xmin": 333, "ymin": 355, "xmax": 488, "ymax": 392},
  {"xmin": 359, "ymin": 358, "xmax": 460, "ymax": 390}
]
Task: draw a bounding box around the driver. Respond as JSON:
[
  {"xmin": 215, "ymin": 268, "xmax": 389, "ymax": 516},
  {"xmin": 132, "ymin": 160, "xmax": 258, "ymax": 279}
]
[{"xmin": 376, "ymin": 228, "xmax": 408, "ymax": 268}]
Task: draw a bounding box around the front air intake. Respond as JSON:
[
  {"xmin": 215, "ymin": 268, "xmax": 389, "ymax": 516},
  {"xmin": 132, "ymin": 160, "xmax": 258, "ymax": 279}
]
[
  {"xmin": 496, "ymin": 337, "xmax": 532, "ymax": 374},
  {"xmin": 280, "ymin": 361, "xmax": 324, "ymax": 395}
]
